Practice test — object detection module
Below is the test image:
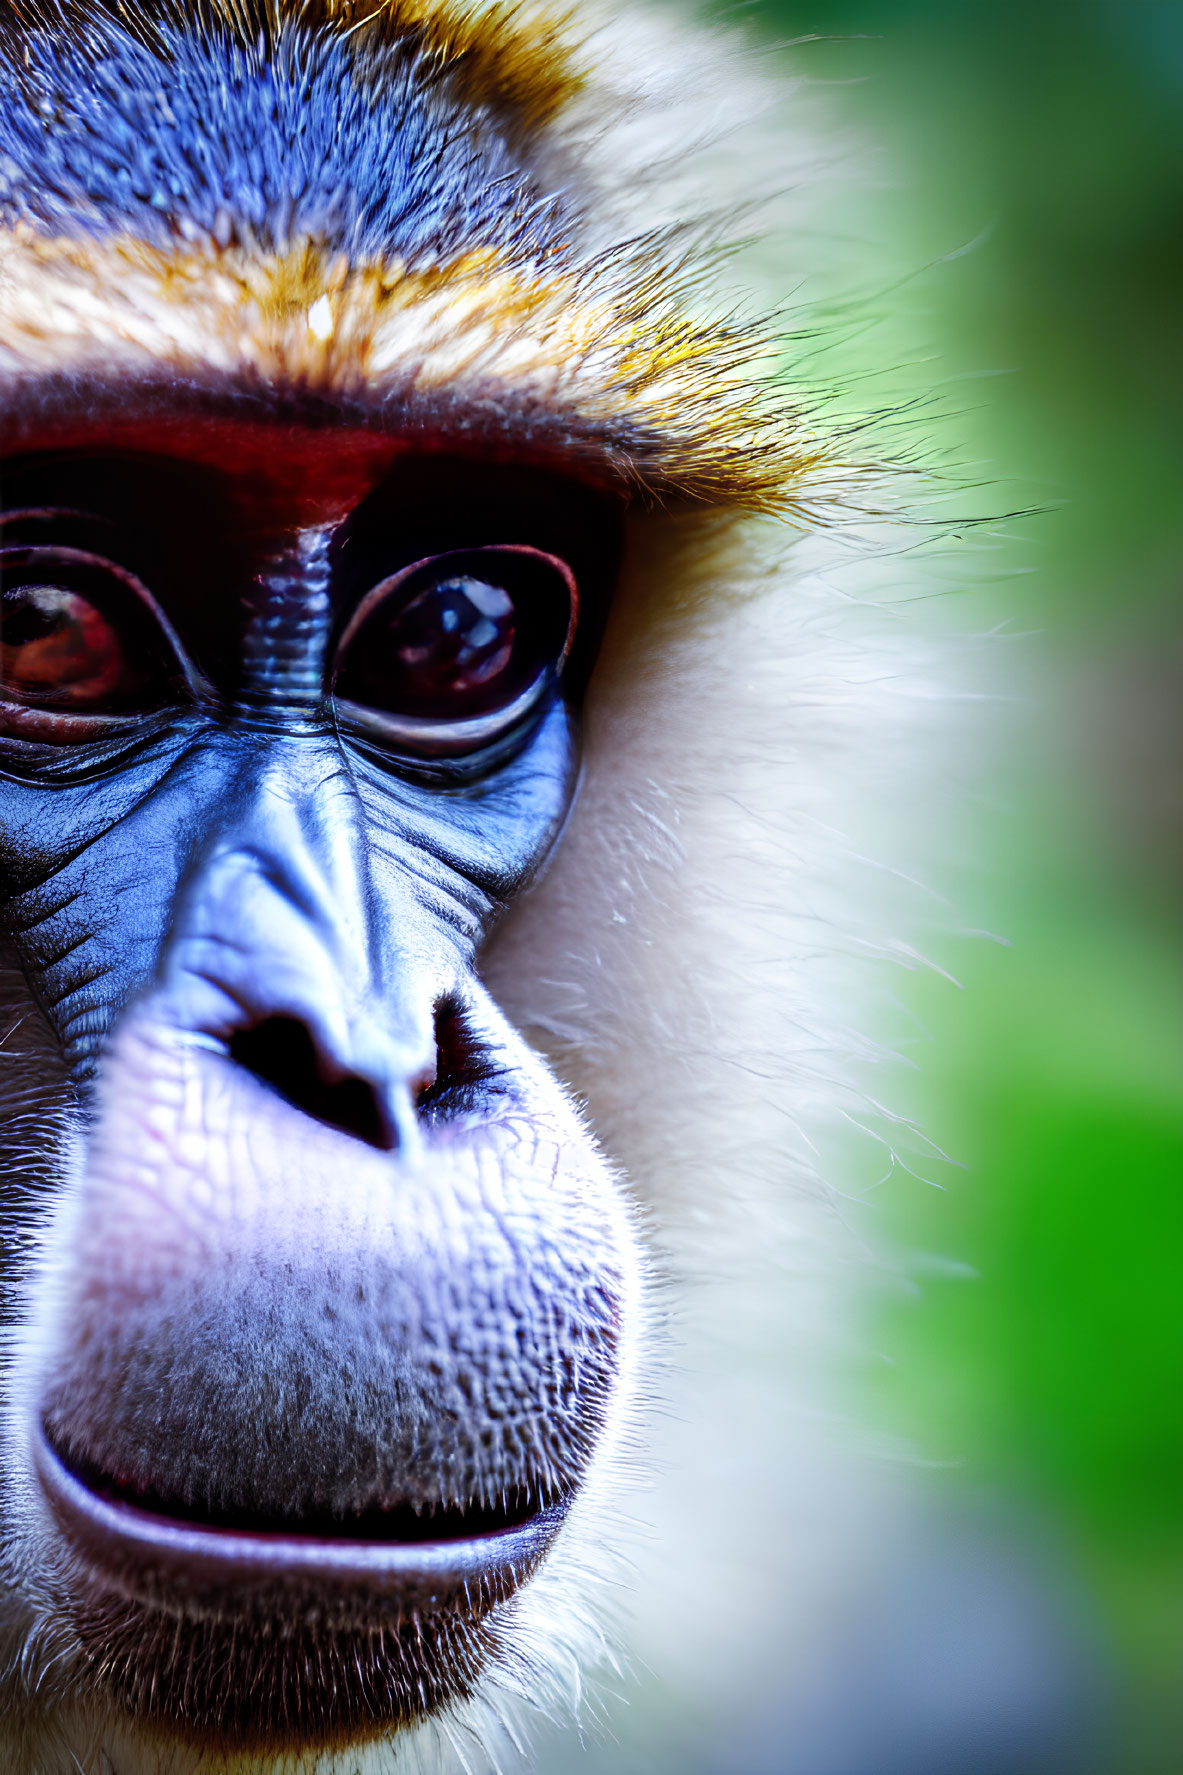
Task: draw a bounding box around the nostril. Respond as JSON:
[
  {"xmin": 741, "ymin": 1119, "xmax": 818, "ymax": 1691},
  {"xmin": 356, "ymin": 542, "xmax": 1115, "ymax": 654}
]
[
  {"xmin": 228, "ymin": 1016, "xmax": 392, "ymax": 1151},
  {"xmin": 416, "ymin": 999, "xmax": 507, "ymax": 1123}
]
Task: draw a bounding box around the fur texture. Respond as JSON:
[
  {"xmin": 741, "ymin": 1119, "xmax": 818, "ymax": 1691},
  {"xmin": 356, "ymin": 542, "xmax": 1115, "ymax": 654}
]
[
  {"xmin": 0, "ymin": 1, "xmax": 876, "ymax": 507},
  {"xmin": 0, "ymin": 4, "xmax": 947, "ymax": 1772}
]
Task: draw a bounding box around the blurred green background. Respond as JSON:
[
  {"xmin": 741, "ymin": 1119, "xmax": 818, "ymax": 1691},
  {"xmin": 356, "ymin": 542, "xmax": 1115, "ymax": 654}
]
[{"xmin": 736, "ymin": 1, "xmax": 1183, "ymax": 1767}]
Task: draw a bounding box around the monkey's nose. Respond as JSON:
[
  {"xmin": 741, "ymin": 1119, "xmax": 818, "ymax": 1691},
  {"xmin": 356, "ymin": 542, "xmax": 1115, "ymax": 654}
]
[
  {"xmin": 148, "ymin": 740, "xmax": 442, "ymax": 1155},
  {"xmin": 228, "ymin": 1014, "xmax": 404, "ymax": 1151}
]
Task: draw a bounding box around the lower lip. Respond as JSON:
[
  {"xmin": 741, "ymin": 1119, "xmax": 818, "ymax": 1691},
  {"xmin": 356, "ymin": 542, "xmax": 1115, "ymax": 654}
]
[{"xmin": 34, "ymin": 1428, "xmax": 566, "ymax": 1605}]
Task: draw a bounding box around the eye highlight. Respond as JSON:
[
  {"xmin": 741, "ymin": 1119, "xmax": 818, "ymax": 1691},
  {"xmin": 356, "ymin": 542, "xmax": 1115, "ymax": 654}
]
[
  {"xmin": 374, "ymin": 573, "xmax": 516, "ymax": 710},
  {"xmin": 0, "ymin": 546, "xmax": 189, "ymax": 738},
  {"xmin": 333, "ymin": 546, "xmax": 577, "ymax": 757}
]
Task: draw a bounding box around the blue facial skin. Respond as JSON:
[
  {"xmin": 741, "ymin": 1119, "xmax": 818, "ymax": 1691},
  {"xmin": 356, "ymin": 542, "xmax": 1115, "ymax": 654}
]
[
  {"xmin": 0, "ymin": 456, "xmax": 602, "ymax": 1126},
  {"xmin": 0, "ymin": 689, "xmax": 577, "ymax": 1076},
  {"xmin": 0, "ymin": 18, "xmax": 565, "ymax": 265}
]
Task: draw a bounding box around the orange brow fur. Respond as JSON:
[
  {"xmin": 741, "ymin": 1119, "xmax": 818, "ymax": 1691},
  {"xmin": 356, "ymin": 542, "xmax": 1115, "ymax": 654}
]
[{"xmin": 0, "ymin": 224, "xmax": 849, "ymax": 515}]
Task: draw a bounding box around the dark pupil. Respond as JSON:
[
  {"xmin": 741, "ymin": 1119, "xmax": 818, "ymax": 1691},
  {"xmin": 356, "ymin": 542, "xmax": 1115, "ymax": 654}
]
[
  {"xmin": 5, "ymin": 588, "xmax": 65, "ymax": 648},
  {"xmin": 391, "ymin": 576, "xmax": 515, "ymax": 698}
]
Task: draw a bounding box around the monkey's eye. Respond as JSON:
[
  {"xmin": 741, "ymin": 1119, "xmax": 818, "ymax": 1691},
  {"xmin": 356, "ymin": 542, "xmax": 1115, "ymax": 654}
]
[
  {"xmin": 0, "ymin": 548, "xmax": 185, "ymax": 736},
  {"xmin": 333, "ymin": 547, "xmax": 577, "ymax": 757}
]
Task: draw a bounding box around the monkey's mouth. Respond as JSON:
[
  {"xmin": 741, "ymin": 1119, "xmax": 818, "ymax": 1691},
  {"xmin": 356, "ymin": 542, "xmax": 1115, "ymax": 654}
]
[
  {"xmin": 21, "ymin": 1020, "xmax": 633, "ymax": 1740},
  {"xmin": 35, "ymin": 1424, "xmax": 566, "ymax": 1606},
  {"xmin": 32, "ymin": 1425, "xmax": 570, "ymax": 1743}
]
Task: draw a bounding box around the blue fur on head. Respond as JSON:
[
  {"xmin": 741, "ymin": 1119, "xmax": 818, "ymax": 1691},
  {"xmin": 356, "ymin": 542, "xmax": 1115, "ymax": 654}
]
[{"xmin": 0, "ymin": 16, "xmax": 564, "ymax": 263}]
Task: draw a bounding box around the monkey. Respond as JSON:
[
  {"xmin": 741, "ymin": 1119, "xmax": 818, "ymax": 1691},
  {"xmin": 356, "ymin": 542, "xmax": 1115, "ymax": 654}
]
[{"xmin": 0, "ymin": 3, "xmax": 935, "ymax": 1773}]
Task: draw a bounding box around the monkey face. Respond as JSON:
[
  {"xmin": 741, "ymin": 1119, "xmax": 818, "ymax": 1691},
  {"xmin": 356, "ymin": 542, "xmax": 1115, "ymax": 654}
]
[
  {"xmin": 0, "ymin": 2, "xmax": 828, "ymax": 1765},
  {"xmin": 0, "ymin": 434, "xmax": 641, "ymax": 1746}
]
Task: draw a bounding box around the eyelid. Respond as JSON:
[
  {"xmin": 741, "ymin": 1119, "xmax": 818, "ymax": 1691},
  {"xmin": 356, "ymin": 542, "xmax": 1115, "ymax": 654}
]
[
  {"xmin": 332, "ymin": 545, "xmax": 580, "ymax": 670},
  {"xmin": 0, "ymin": 700, "xmax": 168, "ymax": 744},
  {"xmin": 334, "ymin": 673, "xmax": 555, "ymax": 759},
  {"xmin": 0, "ymin": 542, "xmax": 209, "ymax": 702}
]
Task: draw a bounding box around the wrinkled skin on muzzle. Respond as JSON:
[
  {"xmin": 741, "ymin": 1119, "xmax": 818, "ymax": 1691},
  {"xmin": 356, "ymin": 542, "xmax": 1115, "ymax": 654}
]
[{"xmin": 0, "ymin": 492, "xmax": 640, "ymax": 1744}]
